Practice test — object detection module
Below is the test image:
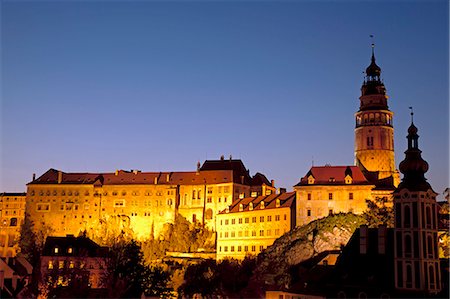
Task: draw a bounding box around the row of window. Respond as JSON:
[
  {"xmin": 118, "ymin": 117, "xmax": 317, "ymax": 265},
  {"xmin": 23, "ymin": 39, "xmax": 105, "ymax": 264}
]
[
  {"xmin": 48, "ymin": 260, "xmax": 102, "ymax": 270},
  {"xmin": 306, "ymin": 193, "xmax": 353, "ymax": 200},
  {"xmin": 305, "ymin": 209, "xmax": 342, "ymax": 217},
  {"xmin": 219, "ymin": 228, "xmax": 284, "ymax": 238},
  {"xmin": 220, "ymin": 214, "xmax": 286, "ymax": 226},
  {"xmin": 219, "ymin": 244, "xmax": 266, "ymax": 253},
  {"xmin": 30, "ymin": 189, "xmax": 173, "ymax": 197}
]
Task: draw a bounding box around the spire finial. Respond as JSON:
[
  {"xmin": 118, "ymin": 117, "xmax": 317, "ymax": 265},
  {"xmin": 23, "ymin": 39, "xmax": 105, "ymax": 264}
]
[
  {"xmin": 370, "ymin": 34, "xmax": 375, "ymax": 59},
  {"xmin": 409, "ymin": 106, "xmax": 414, "ymax": 123}
]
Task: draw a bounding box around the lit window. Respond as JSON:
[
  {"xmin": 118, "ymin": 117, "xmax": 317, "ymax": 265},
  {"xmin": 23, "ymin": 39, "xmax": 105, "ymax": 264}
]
[
  {"xmin": 59, "ymin": 261, "xmax": 64, "ymax": 269},
  {"xmin": 48, "ymin": 261, "xmax": 54, "ymax": 269},
  {"xmin": 67, "ymin": 247, "xmax": 73, "ymax": 254},
  {"xmin": 69, "ymin": 261, "xmax": 74, "ymax": 268},
  {"xmin": 54, "ymin": 247, "xmax": 59, "ymax": 254}
]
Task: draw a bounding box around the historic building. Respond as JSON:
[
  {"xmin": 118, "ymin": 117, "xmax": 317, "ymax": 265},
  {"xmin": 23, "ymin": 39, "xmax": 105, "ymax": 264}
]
[
  {"xmin": 216, "ymin": 192, "xmax": 295, "ymax": 260},
  {"xmin": 0, "ymin": 193, "xmax": 27, "ymax": 257},
  {"xmin": 294, "ymin": 166, "xmax": 374, "ymax": 226},
  {"xmin": 40, "ymin": 235, "xmax": 108, "ymax": 290},
  {"xmin": 294, "ymin": 45, "xmax": 398, "ymax": 226},
  {"xmin": 354, "ymin": 44, "xmax": 400, "ymax": 186},
  {"xmin": 25, "ymin": 158, "xmax": 275, "ymax": 241},
  {"xmin": 393, "ymin": 118, "xmax": 441, "ymax": 294}
]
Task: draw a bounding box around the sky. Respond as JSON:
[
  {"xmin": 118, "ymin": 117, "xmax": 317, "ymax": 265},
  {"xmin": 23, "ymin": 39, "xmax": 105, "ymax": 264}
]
[{"xmin": 1, "ymin": 0, "xmax": 448, "ymax": 199}]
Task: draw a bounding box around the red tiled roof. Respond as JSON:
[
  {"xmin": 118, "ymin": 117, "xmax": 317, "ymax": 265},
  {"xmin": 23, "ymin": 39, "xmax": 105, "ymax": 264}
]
[
  {"xmin": 294, "ymin": 166, "xmax": 371, "ymax": 186},
  {"xmin": 219, "ymin": 191, "xmax": 296, "ymax": 214},
  {"xmin": 28, "ymin": 168, "xmax": 237, "ymax": 186}
]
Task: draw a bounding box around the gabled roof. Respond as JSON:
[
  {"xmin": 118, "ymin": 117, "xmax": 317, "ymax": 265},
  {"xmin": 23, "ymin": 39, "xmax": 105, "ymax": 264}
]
[
  {"xmin": 295, "ymin": 166, "xmax": 371, "ymax": 186},
  {"xmin": 219, "ymin": 191, "xmax": 295, "ymax": 214},
  {"xmin": 42, "ymin": 235, "xmax": 108, "ymax": 257}
]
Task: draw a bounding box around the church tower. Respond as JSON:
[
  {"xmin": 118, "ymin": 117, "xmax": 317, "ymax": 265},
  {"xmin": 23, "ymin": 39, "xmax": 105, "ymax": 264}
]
[
  {"xmin": 354, "ymin": 44, "xmax": 399, "ymax": 186},
  {"xmin": 393, "ymin": 115, "xmax": 441, "ymax": 294}
]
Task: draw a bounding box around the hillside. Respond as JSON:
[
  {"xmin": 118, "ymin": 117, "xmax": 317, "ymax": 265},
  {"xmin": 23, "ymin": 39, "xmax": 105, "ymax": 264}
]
[{"xmin": 251, "ymin": 213, "xmax": 367, "ymax": 291}]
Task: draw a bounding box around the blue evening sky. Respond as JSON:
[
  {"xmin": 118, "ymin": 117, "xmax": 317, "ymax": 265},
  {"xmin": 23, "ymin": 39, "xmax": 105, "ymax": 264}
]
[{"xmin": 1, "ymin": 1, "xmax": 448, "ymax": 198}]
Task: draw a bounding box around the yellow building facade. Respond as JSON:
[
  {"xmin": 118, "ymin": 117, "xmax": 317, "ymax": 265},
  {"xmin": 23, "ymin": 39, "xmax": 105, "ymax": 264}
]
[
  {"xmin": 216, "ymin": 192, "xmax": 295, "ymax": 260},
  {"xmin": 294, "ymin": 166, "xmax": 375, "ymax": 226},
  {"xmin": 0, "ymin": 193, "xmax": 26, "ymax": 257},
  {"xmin": 25, "ymin": 159, "xmax": 275, "ymax": 242}
]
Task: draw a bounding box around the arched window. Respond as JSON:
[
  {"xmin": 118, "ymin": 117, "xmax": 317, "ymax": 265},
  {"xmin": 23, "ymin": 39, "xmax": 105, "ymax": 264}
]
[
  {"xmin": 205, "ymin": 209, "xmax": 213, "ymax": 220},
  {"xmin": 428, "ymin": 265, "xmax": 436, "ymax": 289},
  {"xmin": 404, "ymin": 205, "xmax": 411, "ymax": 228},
  {"xmin": 426, "ymin": 206, "xmax": 432, "ymax": 228},
  {"xmin": 404, "ymin": 234, "xmax": 412, "ymax": 257},
  {"xmin": 192, "ymin": 190, "xmax": 196, "ymax": 200},
  {"xmin": 427, "ymin": 235, "xmax": 434, "ymax": 258},
  {"xmin": 406, "ymin": 264, "xmax": 413, "ymax": 288}
]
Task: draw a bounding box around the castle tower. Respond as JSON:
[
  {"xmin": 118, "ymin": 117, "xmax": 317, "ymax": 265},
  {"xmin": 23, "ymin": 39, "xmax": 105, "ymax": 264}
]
[
  {"xmin": 393, "ymin": 116, "xmax": 441, "ymax": 294},
  {"xmin": 354, "ymin": 44, "xmax": 399, "ymax": 186}
]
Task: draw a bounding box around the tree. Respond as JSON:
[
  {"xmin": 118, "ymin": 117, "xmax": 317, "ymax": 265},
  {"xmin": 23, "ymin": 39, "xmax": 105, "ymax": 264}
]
[
  {"xmin": 40, "ymin": 263, "xmax": 91, "ymax": 298},
  {"xmin": 363, "ymin": 196, "xmax": 394, "ymax": 227},
  {"xmin": 102, "ymin": 239, "xmax": 172, "ymax": 298}
]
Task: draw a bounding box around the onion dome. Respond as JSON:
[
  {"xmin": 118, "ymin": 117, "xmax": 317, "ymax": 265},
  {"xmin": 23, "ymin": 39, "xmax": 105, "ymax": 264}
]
[
  {"xmin": 365, "ymin": 45, "xmax": 381, "ymax": 78},
  {"xmin": 397, "ymin": 119, "xmax": 432, "ymax": 192}
]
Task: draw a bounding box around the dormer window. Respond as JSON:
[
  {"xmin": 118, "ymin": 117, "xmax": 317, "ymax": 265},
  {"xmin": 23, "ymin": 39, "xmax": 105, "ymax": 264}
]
[
  {"xmin": 329, "ymin": 177, "xmax": 335, "ymax": 182},
  {"xmin": 67, "ymin": 247, "xmax": 73, "ymax": 254},
  {"xmin": 54, "ymin": 247, "xmax": 59, "ymax": 254},
  {"xmin": 308, "ymin": 175, "xmax": 315, "ymax": 185},
  {"xmin": 249, "ymin": 202, "xmax": 253, "ymax": 211},
  {"xmin": 276, "ymin": 199, "xmax": 280, "ymax": 208},
  {"xmin": 345, "ymin": 175, "xmax": 353, "ymax": 184},
  {"xmin": 260, "ymin": 201, "xmax": 265, "ymax": 209},
  {"xmin": 225, "ymin": 206, "xmax": 230, "ymax": 213}
]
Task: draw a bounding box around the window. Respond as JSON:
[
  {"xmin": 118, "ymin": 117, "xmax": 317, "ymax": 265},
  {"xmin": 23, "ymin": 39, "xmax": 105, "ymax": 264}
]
[
  {"xmin": 245, "ymin": 218, "xmax": 249, "ymax": 223},
  {"xmin": 60, "ymin": 205, "xmax": 65, "ymax": 211},
  {"xmin": 114, "ymin": 200, "xmax": 125, "ymax": 207},
  {"xmin": 252, "ymin": 217, "xmax": 256, "ymax": 223},
  {"xmin": 251, "ymin": 245, "xmax": 256, "ymax": 252},
  {"xmin": 275, "ymin": 215, "xmax": 280, "ymax": 221},
  {"xmin": 252, "ymin": 231, "xmax": 256, "ymax": 236},
  {"xmin": 9, "ymin": 218, "xmax": 17, "ymax": 226},
  {"xmin": 267, "ymin": 215, "xmax": 272, "ymax": 221},
  {"xmin": 260, "ymin": 216, "xmax": 264, "ymax": 222},
  {"xmin": 192, "ymin": 190, "xmax": 196, "ymax": 199},
  {"xmin": 259, "ymin": 245, "xmax": 264, "ymax": 251},
  {"xmin": 329, "ymin": 193, "xmax": 333, "ymax": 200},
  {"xmin": 48, "ymin": 261, "xmax": 54, "ymax": 269},
  {"xmin": 231, "ymin": 219, "xmax": 235, "ymax": 225},
  {"xmin": 238, "ymin": 246, "xmax": 242, "ymax": 252},
  {"xmin": 225, "ymin": 232, "xmax": 229, "ymax": 238},
  {"xmin": 225, "ymin": 219, "xmax": 229, "ymax": 225},
  {"xmin": 223, "ymin": 186, "xmax": 230, "ymax": 193},
  {"xmin": 267, "ymin": 229, "xmax": 271, "ymax": 236},
  {"xmin": 58, "ymin": 261, "xmax": 64, "ymax": 269},
  {"xmin": 67, "ymin": 247, "xmax": 73, "ymax": 254},
  {"xmin": 329, "ymin": 209, "xmax": 333, "ymax": 215},
  {"xmin": 231, "ymin": 246, "xmax": 235, "ymax": 252},
  {"xmin": 244, "ymin": 246, "xmax": 248, "ymax": 252},
  {"xmin": 307, "ymin": 193, "xmax": 311, "ymax": 200},
  {"xmin": 69, "ymin": 261, "xmax": 75, "ymax": 268},
  {"xmin": 259, "ymin": 230, "xmax": 264, "ymax": 236},
  {"xmin": 207, "ymin": 197, "xmax": 212, "ymax": 203},
  {"xmin": 231, "ymin": 232, "xmax": 235, "ymax": 238},
  {"xmin": 244, "ymin": 231, "xmax": 249, "ymax": 237},
  {"xmin": 207, "ymin": 187, "xmax": 213, "ymax": 194},
  {"xmin": 275, "ymin": 229, "xmax": 280, "ymax": 235},
  {"xmin": 284, "ymin": 214, "xmax": 287, "ymax": 220},
  {"xmin": 238, "ymin": 218, "xmax": 243, "ymax": 224},
  {"xmin": 224, "ymin": 246, "xmax": 228, "ymax": 252},
  {"xmin": 205, "ymin": 209, "xmax": 213, "ymax": 220},
  {"xmin": 238, "ymin": 231, "xmax": 242, "ymax": 237},
  {"xmin": 349, "ymin": 193, "xmax": 354, "ymax": 200},
  {"xmin": 37, "ymin": 203, "xmax": 50, "ymax": 212},
  {"xmin": 307, "ymin": 209, "xmax": 311, "ymax": 217}
]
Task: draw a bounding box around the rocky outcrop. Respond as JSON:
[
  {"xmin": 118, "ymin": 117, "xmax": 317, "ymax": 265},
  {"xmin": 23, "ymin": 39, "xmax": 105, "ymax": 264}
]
[{"xmin": 251, "ymin": 213, "xmax": 366, "ymax": 290}]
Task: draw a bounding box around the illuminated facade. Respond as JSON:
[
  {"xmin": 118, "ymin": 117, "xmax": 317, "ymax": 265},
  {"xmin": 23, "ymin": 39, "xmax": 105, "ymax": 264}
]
[
  {"xmin": 0, "ymin": 193, "xmax": 26, "ymax": 257},
  {"xmin": 294, "ymin": 166, "xmax": 375, "ymax": 226},
  {"xmin": 25, "ymin": 158, "xmax": 275, "ymax": 240},
  {"xmin": 216, "ymin": 192, "xmax": 295, "ymax": 260},
  {"xmin": 354, "ymin": 45, "xmax": 400, "ymax": 186}
]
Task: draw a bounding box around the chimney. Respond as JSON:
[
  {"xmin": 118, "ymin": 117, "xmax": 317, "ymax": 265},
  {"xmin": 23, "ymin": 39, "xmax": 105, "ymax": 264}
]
[
  {"xmin": 32, "ymin": 173, "xmax": 36, "ymax": 181},
  {"xmin": 278, "ymin": 188, "xmax": 286, "ymax": 194},
  {"xmin": 196, "ymin": 161, "xmax": 201, "ymax": 174},
  {"xmin": 271, "ymin": 180, "xmax": 275, "ymax": 187},
  {"xmin": 220, "ymin": 155, "xmax": 224, "ymax": 161},
  {"xmin": 154, "ymin": 176, "xmax": 158, "ymax": 185},
  {"xmin": 57, "ymin": 171, "xmax": 62, "ymax": 184},
  {"xmin": 229, "ymin": 155, "xmax": 232, "ymax": 161},
  {"xmin": 360, "ymin": 225, "xmax": 368, "ymax": 254},
  {"xmin": 166, "ymin": 173, "xmax": 170, "ymax": 182}
]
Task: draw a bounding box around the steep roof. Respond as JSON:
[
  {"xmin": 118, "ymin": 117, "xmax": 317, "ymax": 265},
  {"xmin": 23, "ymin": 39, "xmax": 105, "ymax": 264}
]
[
  {"xmin": 219, "ymin": 191, "xmax": 295, "ymax": 214},
  {"xmin": 42, "ymin": 235, "xmax": 108, "ymax": 257},
  {"xmin": 200, "ymin": 158, "xmax": 256, "ymax": 185},
  {"xmin": 295, "ymin": 166, "xmax": 371, "ymax": 186}
]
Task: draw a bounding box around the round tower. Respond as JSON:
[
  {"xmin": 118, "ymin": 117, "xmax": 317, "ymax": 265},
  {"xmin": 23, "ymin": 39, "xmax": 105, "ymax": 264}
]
[{"xmin": 354, "ymin": 44, "xmax": 398, "ymax": 186}]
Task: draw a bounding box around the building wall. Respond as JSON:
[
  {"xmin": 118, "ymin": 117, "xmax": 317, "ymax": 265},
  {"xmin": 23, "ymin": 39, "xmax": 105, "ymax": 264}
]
[
  {"xmin": 26, "ymin": 181, "xmax": 258, "ymax": 241},
  {"xmin": 0, "ymin": 193, "xmax": 26, "ymax": 257},
  {"xmin": 295, "ymin": 185, "xmax": 373, "ymax": 226},
  {"xmin": 216, "ymin": 206, "xmax": 292, "ymax": 260}
]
